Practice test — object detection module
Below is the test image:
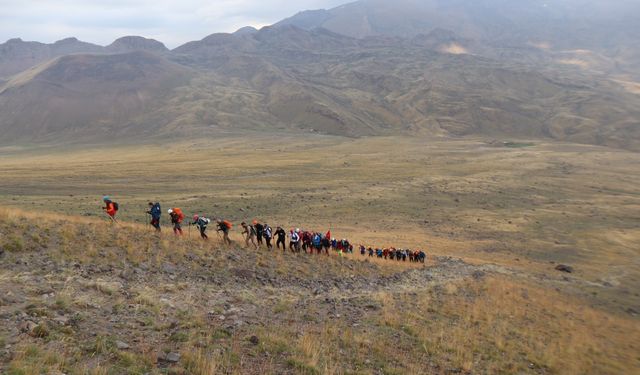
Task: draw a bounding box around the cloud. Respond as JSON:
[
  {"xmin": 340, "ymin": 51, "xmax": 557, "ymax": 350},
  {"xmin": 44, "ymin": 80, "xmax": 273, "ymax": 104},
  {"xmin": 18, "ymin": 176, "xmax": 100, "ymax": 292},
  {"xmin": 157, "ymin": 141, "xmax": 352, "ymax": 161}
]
[{"xmin": 0, "ymin": 0, "xmax": 346, "ymax": 48}]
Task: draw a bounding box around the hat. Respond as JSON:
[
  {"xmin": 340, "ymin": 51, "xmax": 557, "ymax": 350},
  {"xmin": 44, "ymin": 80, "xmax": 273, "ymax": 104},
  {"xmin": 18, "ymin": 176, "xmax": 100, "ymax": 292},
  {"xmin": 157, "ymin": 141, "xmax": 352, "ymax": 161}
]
[
  {"xmin": 193, "ymin": 214, "xmax": 199, "ymax": 221},
  {"xmin": 102, "ymin": 196, "xmax": 110, "ymax": 202},
  {"xmin": 168, "ymin": 209, "xmax": 173, "ymax": 214},
  {"xmin": 252, "ymin": 220, "xmax": 258, "ymax": 225}
]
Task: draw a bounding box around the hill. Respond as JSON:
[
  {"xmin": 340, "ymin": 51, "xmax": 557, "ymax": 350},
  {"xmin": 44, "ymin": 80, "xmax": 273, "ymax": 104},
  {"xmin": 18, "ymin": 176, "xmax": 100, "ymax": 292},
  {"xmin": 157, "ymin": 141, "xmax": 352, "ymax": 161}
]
[{"xmin": 0, "ymin": 207, "xmax": 638, "ymax": 374}]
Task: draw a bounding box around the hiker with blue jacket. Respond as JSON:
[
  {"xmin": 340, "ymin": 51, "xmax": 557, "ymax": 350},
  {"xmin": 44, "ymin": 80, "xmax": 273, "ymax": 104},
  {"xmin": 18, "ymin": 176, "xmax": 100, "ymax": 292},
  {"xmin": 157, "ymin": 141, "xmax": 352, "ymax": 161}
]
[{"xmin": 147, "ymin": 202, "xmax": 162, "ymax": 232}]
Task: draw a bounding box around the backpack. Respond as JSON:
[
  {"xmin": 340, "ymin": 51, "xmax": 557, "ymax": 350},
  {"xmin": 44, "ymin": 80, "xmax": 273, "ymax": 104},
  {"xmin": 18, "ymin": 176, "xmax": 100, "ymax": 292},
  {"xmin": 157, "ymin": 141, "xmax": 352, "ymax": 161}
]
[
  {"xmin": 265, "ymin": 226, "xmax": 272, "ymax": 238},
  {"xmin": 112, "ymin": 202, "xmax": 119, "ymax": 211},
  {"xmin": 173, "ymin": 208, "xmax": 184, "ymax": 222},
  {"xmin": 151, "ymin": 203, "xmax": 161, "ymax": 217},
  {"xmin": 223, "ymin": 220, "xmax": 233, "ymax": 229}
]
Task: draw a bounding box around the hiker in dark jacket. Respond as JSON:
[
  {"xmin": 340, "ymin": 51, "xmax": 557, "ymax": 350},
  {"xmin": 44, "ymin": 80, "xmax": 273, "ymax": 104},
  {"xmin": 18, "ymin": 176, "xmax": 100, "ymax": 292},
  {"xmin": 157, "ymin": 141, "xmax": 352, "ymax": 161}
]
[
  {"xmin": 275, "ymin": 226, "xmax": 286, "ymax": 251},
  {"xmin": 190, "ymin": 215, "xmax": 210, "ymax": 240},
  {"xmin": 147, "ymin": 202, "xmax": 161, "ymax": 232},
  {"xmin": 254, "ymin": 220, "xmax": 264, "ymax": 247}
]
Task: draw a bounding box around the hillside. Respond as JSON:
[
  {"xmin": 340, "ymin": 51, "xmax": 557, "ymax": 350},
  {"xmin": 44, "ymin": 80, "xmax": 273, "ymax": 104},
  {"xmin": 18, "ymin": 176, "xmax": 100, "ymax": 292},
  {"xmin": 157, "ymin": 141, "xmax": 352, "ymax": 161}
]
[
  {"xmin": 0, "ymin": 207, "xmax": 638, "ymax": 374},
  {"xmin": 0, "ymin": 51, "xmax": 193, "ymax": 143}
]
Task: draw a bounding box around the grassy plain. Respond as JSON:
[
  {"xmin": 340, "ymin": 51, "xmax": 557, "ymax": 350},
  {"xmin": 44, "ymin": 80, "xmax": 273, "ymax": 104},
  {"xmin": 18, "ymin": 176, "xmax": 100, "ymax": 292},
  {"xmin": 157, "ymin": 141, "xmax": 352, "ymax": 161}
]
[{"xmin": 0, "ymin": 133, "xmax": 639, "ymax": 373}]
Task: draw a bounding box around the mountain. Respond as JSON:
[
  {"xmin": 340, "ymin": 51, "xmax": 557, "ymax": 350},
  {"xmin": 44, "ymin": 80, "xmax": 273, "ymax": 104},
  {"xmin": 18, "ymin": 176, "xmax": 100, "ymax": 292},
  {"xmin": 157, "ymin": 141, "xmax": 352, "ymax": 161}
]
[{"xmin": 0, "ymin": 0, "xmax": 638, "ymax": 150}]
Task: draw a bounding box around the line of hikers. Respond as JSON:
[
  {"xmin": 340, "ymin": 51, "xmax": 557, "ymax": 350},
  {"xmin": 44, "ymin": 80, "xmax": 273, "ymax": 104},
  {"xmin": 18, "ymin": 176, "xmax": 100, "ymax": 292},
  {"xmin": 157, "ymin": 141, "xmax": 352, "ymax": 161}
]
[{"xmin": 102, "ymin": 197, "xmax": 427, "ymax": 262}]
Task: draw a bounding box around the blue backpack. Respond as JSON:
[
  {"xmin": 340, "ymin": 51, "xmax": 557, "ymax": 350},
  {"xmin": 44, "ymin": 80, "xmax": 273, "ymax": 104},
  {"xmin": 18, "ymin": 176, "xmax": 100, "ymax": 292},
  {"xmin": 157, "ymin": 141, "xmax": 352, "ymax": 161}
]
[{"xmin": 151, "ymin": 203, "xmax": 161, "ymax": 219}]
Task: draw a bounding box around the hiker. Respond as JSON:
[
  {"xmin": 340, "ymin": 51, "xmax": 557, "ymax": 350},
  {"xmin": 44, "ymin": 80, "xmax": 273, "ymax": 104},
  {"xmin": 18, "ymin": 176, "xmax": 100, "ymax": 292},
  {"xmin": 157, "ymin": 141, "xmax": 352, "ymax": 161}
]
[
  {"xmin": 289, "ymin": 228, "xmax": 301, "ymax": 253},
  {"xmin": 147, "ymin": 202, "xmax": 161, "ymax": 232},
  {"xmin": 254, "ymin": 220, "xmax": 264, "ymax": 247},
  {"xmin": 190, "ymin": 215, "xmax": 210, "ymax": 240},
  {"xmin": 321, "ymin": 235, "xmax": 330, "ymax": 255},
  {"xmin": 368, "ymin": 247, "xmax": 374, "ymax": 257},
  {"xmin": 275, "ymin": 226, "xmax": 286, "ymax": 251},
  {"xmin": 360, "ymin": 245, "xmax": 366, "ymax": 256},
  {"xmin": 418, "ymin": 250, "xmax": 426, "ymax": 263},
  {"xmin": 263, "ymin": 223, "xmax": 273, "ymax": 250},
  {"xmin": 168, "ymin": 208, "xmax": 184, "ymax": 236},
  {"xmin": 216, "ymin": 219, "xmax": 233, "ymax": 245},
  {"xmin": 301, "ymin": 231, "xmax": 313, "ymax": 253},
  {"xmin": 241, "ymin": 222, "xmax": 258, "ymax": 250},
  {"xmin": 102, "ymin": 196, "xmax": 119, "ymax": 223},
  {"xmin": 313, "ymin": 232, "xmax": 323, "ymax": 254}
]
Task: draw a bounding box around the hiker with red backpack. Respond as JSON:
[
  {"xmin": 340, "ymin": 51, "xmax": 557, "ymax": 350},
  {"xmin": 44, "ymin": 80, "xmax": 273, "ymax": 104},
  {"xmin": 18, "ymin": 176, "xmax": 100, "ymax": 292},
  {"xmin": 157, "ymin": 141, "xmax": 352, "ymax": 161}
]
[
  {"xmin": 168, "ymin": 208, "xmax": 185, "ymax": 236},
  {"xmin": 102, "ymin": 196, "xmax": 119, "ymax": 224},
  {"xmin": 216, "ymin": 219, "xmax": 233, "ymax": 245}
]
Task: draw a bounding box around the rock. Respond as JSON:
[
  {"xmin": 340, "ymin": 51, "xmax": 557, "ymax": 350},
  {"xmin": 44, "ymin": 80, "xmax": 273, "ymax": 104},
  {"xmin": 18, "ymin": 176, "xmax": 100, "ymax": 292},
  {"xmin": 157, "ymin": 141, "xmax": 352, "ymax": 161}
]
[
  {"xmin": 19, "ymin": 321, "xmax": 38, "ymax": 333},
  {"xmin": 555, "ymin": 264, "xmax": 574, "ymax": 273},
  {"xmin": 162, "ymin": 263, "xmax": 177, "ymax": 274},
  {"xmin": 166, "ymin": 352, "xmax": 181, "ymax": 363},
  {"xmin": 116, "ymin": 341, "xmax": 130, "ymax": 350},
  {"xmin": 53, "ymin": 316, "xmax": 69, "ymax": 326},
  {"xmin": 249, "ymin": 335, "xmax": 259, "ymax": 346}
]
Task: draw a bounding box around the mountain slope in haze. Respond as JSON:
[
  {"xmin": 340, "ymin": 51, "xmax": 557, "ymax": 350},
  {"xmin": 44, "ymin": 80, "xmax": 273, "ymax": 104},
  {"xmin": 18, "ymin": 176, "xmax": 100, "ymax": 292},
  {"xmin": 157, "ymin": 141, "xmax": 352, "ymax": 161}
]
[{"xmin": 278, "ymin": 0, "xmax": 640, "ymax": 77}]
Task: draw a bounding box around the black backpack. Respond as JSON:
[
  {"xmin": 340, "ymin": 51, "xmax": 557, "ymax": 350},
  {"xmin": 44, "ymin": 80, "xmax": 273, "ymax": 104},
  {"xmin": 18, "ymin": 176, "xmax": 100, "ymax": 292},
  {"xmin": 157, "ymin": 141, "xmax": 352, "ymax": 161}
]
[{"xmin": 112, "ymin": 202, "xmax": 119, "ymax": 211}]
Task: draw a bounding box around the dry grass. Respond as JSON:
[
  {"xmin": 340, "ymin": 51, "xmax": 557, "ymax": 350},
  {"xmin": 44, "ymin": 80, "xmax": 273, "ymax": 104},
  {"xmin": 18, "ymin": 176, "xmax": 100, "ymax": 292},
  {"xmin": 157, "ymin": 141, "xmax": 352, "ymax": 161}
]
[{"xmin": 0, "ymin": 135, "xmax": 639, "ymax": 374}]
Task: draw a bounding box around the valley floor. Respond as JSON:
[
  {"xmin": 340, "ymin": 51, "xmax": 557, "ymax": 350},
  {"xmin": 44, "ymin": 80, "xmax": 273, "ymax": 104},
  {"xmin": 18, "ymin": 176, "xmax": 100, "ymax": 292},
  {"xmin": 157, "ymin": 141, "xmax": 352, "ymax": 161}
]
[{"xmin": 0, "ymin": 134, "xmax": 639, "ymax": 373}]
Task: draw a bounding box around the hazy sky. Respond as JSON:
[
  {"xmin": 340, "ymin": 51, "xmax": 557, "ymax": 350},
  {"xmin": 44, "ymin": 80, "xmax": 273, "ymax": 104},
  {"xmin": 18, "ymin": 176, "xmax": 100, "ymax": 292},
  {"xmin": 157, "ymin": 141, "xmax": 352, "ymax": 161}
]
[{"xmin": 0, "ymin": 0, "xmax": 347, "ymax": 48}]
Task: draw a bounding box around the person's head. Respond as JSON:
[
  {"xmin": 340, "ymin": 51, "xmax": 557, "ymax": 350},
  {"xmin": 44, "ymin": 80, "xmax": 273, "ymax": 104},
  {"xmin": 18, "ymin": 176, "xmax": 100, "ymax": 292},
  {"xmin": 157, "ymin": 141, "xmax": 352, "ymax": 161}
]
[
  {"xmin": 295, "ymin": 228, "xmax": 300, "ymax": 233},
  {"xmin": 193, "ymin": 215, "xmax": 199, "ymax": 221},
  {"xmin": 252, "ymin": 220, "xmax": 258, "ymax": 225},
  {"xmin": 102, "ymin": 196, "xmax": 110, "ymax": 202},
  {"xmin": 168, "ymin": 209, "xmax": 174, "ymax": 214},
  {"xmin": 241, "ymin": 222, "xmax": 247, "ymax": 227},
  {"xmin": 148, "ymin": 202, "xmax": 154, "ymax": 206}
]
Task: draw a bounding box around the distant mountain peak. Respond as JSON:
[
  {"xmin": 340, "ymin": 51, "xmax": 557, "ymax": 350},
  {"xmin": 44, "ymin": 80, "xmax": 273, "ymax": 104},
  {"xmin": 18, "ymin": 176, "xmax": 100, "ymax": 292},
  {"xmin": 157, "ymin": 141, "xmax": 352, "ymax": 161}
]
[
  {"xmin": 107, "ymin": 36, "xmax": 168, "ymax": 53},
  {"xmin": 234, "ymin": 26, "xmax": 258, "ymax": 36},
  {"xmin": 54, "ymin": 37, "xmax": 79, "ymax": 44}
]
